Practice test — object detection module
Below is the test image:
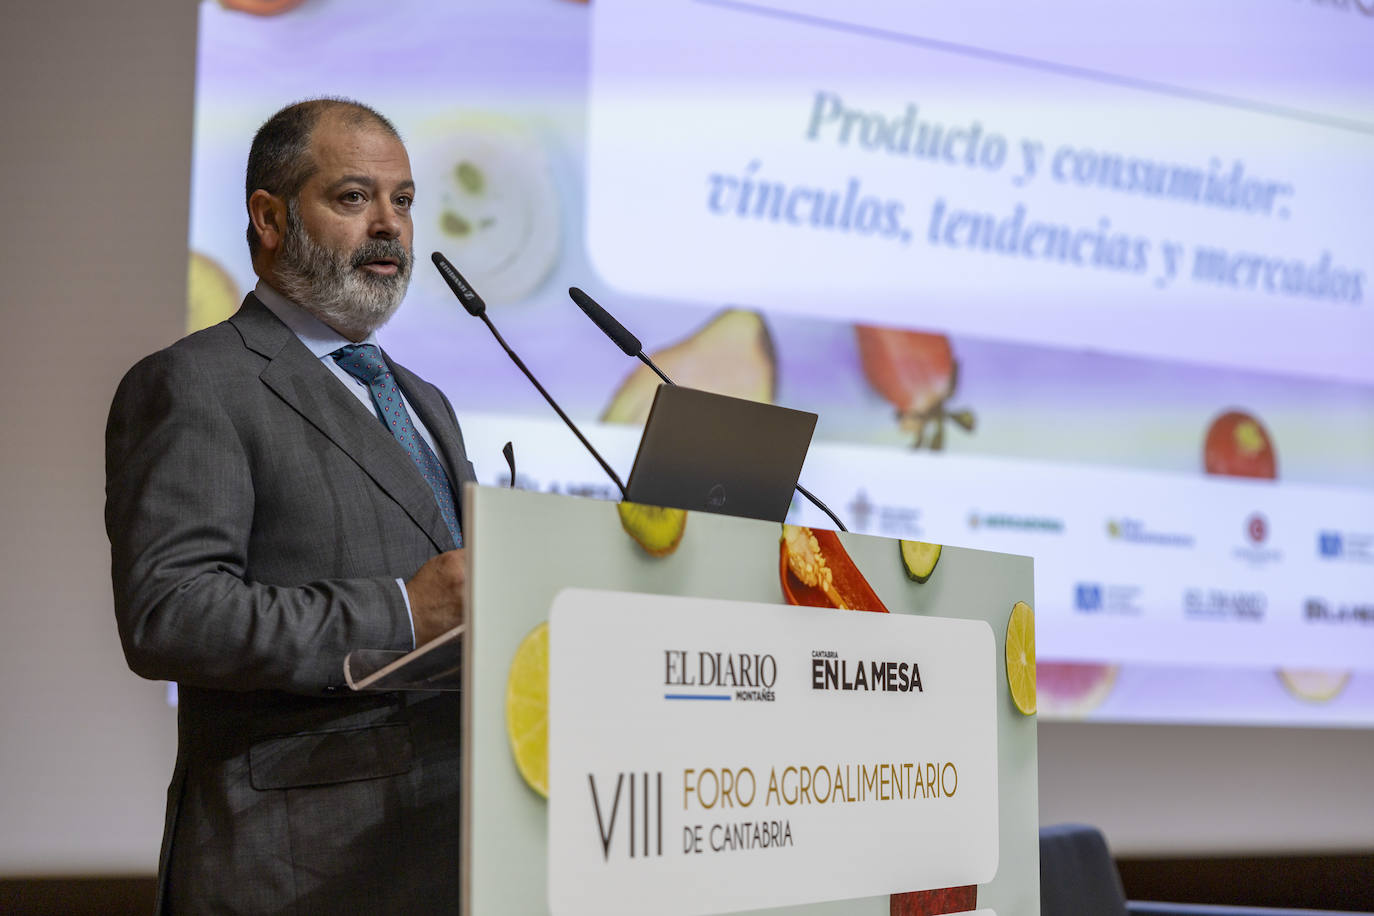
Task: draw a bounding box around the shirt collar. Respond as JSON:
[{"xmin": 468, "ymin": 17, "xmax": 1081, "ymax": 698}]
[{"xmin": 254, "ymin": 280, "xmax": 379, "ymax": 359}]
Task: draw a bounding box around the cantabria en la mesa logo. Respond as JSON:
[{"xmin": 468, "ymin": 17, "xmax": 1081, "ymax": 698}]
[
  {"xmin": 662, "ymin": 648, "xmax": 927, "ymax": 700},
  {"xmin": 811, "ymin": 650, "xmax": 925, "ymax": 693}
]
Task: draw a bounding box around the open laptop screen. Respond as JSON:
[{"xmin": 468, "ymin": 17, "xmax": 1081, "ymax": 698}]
[{"xmin": 623, "ymin": 385, "xmax": 818, "ymax": 523}]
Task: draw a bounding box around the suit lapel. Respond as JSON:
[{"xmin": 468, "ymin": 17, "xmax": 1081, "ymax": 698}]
[
  {"xmin": 389, "ymin": 357, "xmax": 474, "ymax": 530},
  {"xmin": 389, "ymin": 358, "xmax": 472, "ymax": 486},
  {"xmin": 230, "ymin": 295, "xmax": 455, "ymax": 553}
]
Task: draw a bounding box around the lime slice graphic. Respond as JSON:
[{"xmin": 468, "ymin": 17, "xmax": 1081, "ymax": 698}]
[
  {"xmin": 1005, "ymin": 601, "xmax": 1036, "ymax": 716},
  {"xmin": 505, "ymin": 622, "xmax": 550, "ymax": 798}
]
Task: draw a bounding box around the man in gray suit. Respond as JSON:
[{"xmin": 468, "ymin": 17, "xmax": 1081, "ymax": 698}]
[{"xmin": 106, "ymin": 99, "xmax": 470, "ymax": 913}]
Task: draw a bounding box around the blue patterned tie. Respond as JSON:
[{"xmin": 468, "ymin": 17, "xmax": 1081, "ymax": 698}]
[{"xmin": 331, "ymin": 344, "xmax": 462, "ymax": 548}]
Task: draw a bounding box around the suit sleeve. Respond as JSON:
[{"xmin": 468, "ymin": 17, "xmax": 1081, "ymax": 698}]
[{"xmin": 105, "ymin": 348, "xmax": 414, "ymax": 694}]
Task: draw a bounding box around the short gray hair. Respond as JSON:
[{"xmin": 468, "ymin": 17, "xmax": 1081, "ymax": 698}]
[{"xmin": 244, "ymin": 98, "xmax": 401, "ymax": 257}]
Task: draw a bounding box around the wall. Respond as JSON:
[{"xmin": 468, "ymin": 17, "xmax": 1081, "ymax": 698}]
[
  {"xmin": 0, "ymin": 0, "xmax": 1369, "ymax": 878},
  {"xmin": 0, "ymin": 0, "xmax": 194, "ymax": 874}
]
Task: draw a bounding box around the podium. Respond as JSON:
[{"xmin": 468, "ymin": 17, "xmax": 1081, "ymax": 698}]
[{"xmin": 352, "ymin": 486, "xmax": 1039, "ymax": 915}]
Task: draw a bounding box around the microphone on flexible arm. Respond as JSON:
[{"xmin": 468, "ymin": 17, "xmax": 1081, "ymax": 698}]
[
  {"xmin": 430, "ymin": 252, "xmax": 626, "ymax": 499},
  {"xmin": 567, "ymin": 286, "xmax": 848, "ymax": 532},
  {"xmin": 502, "ymin": 441, "xmax": 516, "ymax": 488}
]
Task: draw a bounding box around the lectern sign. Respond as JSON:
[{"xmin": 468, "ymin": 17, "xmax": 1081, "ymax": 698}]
[{"xmin": 547, "ymin": 589, "xmax": 999, "ymax": 916}]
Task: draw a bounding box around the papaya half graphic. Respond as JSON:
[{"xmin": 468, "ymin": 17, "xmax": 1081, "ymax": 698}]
[
  {"xmin": 1203, "ymin": 409, "xmax": 1277, "ymax": 479},
  {"xmin": 890, "ymin": 885, "xmax": 978, "ymax": 915},
  {"xmin": 601, "ymin": 309, "xmax": 776, "ymax": 425},
  {"xmin": 856, "ymin": 324, "xmax": 974, "ymax": 450},
  {"xmin": 780, "ymin": 525, "xmax": 888, "ymax": 613}
]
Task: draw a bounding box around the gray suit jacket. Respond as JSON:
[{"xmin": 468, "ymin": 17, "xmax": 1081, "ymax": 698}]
[{"xmin": 106, "ymin": 294, "xmax": 476, "ymax": 914}]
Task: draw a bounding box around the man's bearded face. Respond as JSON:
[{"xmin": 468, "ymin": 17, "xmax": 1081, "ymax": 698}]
[{"xmin": 274, "ymin": 198, "xmax": 414, "ymax": 339}]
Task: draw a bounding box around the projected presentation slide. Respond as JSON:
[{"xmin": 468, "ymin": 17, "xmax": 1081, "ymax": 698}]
[{"xmin": 187, "ymin": 0, "xmax": 1374, "ymax": 726}]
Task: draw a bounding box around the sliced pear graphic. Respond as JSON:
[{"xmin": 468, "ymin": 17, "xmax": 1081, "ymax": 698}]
[
  {"xmin": 1277, "ymin": 668, "xmax": 1350, "ymax": 703},
  {"xmin": 187, "ymin": 251, "xmax": 241, "ymax": 334},
  {"xmin": 601, "ymin": 309, "xmax": 776, "ymax": 425}
]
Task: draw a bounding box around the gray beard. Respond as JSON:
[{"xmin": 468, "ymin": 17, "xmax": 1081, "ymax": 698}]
[{"xmin": 274, "ymin": 200, "xmax": 413, "ymax": 340}]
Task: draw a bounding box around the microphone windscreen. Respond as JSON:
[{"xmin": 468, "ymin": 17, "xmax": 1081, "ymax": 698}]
[
  {"xmin": 569, "ymin": 287, "xmax": 641, "ymax": 356},
  {"xmin": 431, "ymin": 252, "xmax": 486, "ymax": 316}
]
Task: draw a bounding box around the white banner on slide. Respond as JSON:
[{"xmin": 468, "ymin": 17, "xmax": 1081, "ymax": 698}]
[
  {"xmin": 547, "ymin": 589, "xmax": 999, "ymax": 915},
  {"xmin": 461, "ymin": 413, "xmax": 1374, "ymax": 672},
  {"xmin": 586, "ymin": 0, "xmax": 1374, "ymax": 384}
]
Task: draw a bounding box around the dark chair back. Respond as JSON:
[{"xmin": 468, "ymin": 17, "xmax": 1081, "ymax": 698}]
[{"xmin": 1041, "ymin": 823, "xmax": 1131, "ymax": 916}]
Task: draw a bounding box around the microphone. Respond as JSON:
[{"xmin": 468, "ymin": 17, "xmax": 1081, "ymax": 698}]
[
  {"xmin": 431, "ymin": 252, "xmax": 485, "ymax": 316},
  {"xmin": 567, "ymin": 286, "xmax": 848, "ymax": 532},
  {"xmin": 431, "ymin": 252, "xmax": 626, "ymax": 499},
  {"xmin": 569, "ymin": 286, "xmax": 671, "ymax": 385}
]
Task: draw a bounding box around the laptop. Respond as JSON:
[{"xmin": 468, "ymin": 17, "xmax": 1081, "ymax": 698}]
[{"xmin": 623, "ymin": 385, "xmax": 818, "ymax": 523}]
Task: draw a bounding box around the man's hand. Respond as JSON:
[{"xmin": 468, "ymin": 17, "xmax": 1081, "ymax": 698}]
[{"xmin": 406, "ymin": 549, "xmax": 467, "ymax": 647}]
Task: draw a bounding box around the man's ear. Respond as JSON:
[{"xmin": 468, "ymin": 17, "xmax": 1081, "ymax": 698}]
[{"xmin": 248, "ymin": 190, "xmax": 288, "ymax": 254}]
